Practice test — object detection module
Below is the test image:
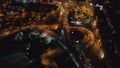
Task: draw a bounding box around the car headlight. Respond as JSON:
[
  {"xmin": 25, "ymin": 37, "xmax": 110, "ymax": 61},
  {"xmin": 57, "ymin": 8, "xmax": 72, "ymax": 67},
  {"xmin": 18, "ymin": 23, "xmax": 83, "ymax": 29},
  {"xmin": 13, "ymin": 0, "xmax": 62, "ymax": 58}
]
[{"xmin": 98, "ymin": 50, "xmax": 105, "ymax": 59}]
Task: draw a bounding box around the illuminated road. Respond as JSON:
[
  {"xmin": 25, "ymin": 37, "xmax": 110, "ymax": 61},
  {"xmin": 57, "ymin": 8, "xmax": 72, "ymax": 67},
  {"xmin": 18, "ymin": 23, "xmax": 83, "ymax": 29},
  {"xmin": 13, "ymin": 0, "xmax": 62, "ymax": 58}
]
[{"xmin": 59, "ymin": 0, "xmax": 103, "ymax": 58}]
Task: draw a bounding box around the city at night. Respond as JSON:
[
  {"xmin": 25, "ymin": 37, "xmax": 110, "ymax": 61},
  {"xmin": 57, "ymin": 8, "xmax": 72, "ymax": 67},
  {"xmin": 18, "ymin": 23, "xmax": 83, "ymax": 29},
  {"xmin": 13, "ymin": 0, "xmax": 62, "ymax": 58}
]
[{"xmin": 0, "ymin": 0, "xmax": 120, "ymax": 68}]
